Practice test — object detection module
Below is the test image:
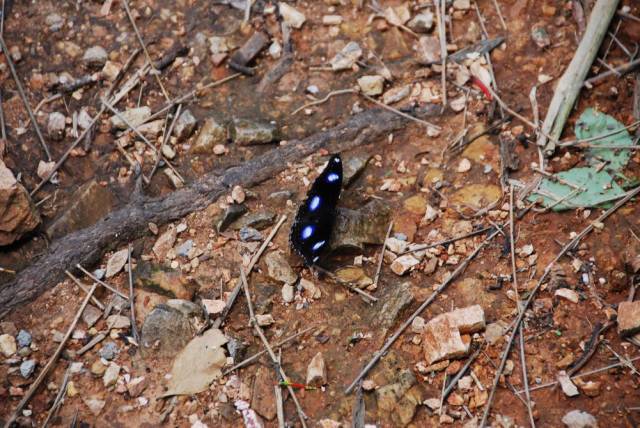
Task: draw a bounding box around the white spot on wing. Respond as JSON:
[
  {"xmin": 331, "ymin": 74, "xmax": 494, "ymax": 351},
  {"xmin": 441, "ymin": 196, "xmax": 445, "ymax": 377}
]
[
  {"xmin": 327, "ymin": 173, "xmax": 339, "ymax": 182},
  {"xmin": 301, "ymin": 225, "xmax": 314, "ymax": 239},
  {"xmin": 309, "ymin": 196, "xmax": 321, "ymax": 211},
  {"xmin": 312, "ymin": 240, "xmax": 326, "ymax": 251}
]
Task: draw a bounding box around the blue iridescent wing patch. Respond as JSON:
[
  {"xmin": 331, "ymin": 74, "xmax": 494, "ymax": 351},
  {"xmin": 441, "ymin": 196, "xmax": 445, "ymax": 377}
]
[{"xmin": 290, "ymin": 154, "xmax": 343, "ymax": 266}]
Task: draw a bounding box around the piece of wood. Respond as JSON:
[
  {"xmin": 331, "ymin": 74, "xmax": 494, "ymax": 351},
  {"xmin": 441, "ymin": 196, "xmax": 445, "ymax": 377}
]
[
  {"xmin": 537, "ymin": 0, "xmax": 620, "ymax": 155},
  {"xmin": 0, "ymin": 105, "xmax": 439, "ymax": 317}
]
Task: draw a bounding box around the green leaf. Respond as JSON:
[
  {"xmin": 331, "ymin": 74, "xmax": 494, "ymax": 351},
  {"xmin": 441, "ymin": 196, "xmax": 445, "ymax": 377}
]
[
  {"xmin": 575, "ymin": 108, "xmax": 633, "ymax": 172},
  {"xmin": 529, "ymin": 167, "xmax": 625, "ymax": 211}
]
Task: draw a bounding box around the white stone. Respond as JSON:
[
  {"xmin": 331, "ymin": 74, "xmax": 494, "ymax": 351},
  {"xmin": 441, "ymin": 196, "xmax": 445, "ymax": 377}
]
[
  {"xmin": 357, "ymin": 75, "xmax": 385, "ymax": 96},
  {"xmin": 457, "ymin": 158, "xmax": 471, "ymax": 173},
  {"xmin": 202, "ymin": 299, "xmax": 227, "ymax": 316},
  {"xmin": 256, "ymin": 314, "xmax": 274, "ymax": 327},
  {"xmin": 279, "ymin": 3, "xmax": 306, "ymax": 29},
  {"xmin": 281, "ymin": 284, "xmax": 295, "ymax": 303},
  {"xmin": 306, "ymin": 352, "xmax": 327, "ymax": 386},
  {"xmin": 0, "ymin": 334, "xmax": 17, "ymax": 357},
  {"xmin": 562, "ymin": 410, "xmax": 598, "ymax": 428},
  {"xmin": 330, "ymin": 42, "xmax": 362, "ymax": 71},
  {"xmin": 555, "ymin": 288, "xmax": 579, "ymax": 304},
  {"xmin": 385, "ymin": 237, "xmax": 408, "ymax": 254},
  {"xmin": 390, "ymin": 255, "xmax": 420, "ymax": 275},
  {"xmin": 103, "ymin": 362, "xmax": 120, "ymax": 387}
]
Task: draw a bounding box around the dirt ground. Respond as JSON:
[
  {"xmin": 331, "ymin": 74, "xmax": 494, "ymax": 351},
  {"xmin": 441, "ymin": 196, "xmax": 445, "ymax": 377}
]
[{"xmin": 1, "ymin": 0, "xmax": 640, "ymax": 427}]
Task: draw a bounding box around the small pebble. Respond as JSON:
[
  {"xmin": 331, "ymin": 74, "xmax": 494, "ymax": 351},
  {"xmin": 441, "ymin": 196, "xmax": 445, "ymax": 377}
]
[{"xmin": 20, "ymin": 360, "xmax": 37, "ymax": 378}]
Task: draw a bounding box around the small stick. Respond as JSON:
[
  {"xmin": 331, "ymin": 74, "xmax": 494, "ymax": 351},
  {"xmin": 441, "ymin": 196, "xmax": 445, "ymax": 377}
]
[
  {"xmin": 605, "ymin": 344, "xmax": 640, "ymax": 376},
  {"xmin": 76, "ymin": 332, "xmax": 107, "ymax": 356},
  {"xmin": 127, "ymin": 244, "xmax": 140, "ymax": 343},
  {"xmin": 400, "ymin": 226, "xmax": 493, "ymax": 255},
  {"xmin": 373, "ymin": 221, "xmax": 393, "ymax": 288},
  {"xmin": 223, "ymin": 326, "xmax": 316, "ymax": 375},
  {"xmin": 584, "ymin": 57, "xmax": 640, "ymax": 88},
  {"xmin": 3, "ymin": 283, "xmax": 97, "ymax": 428},
  {"xmin": 215, "ymin": 215, "xmax": 287, "ymax": 328},
  {"xmin": 533, "ymin": 167, "xmax": 585, "ymax": 190},
  {"xmin": 516, "ymin": 355, "xmax": 640, "ymax": 395},
  {"xmin": 115, "ymin": 143, "xmax": 151, "ymax": 184},
  {"xmin": 149, "ymin": 104, "xmax": 182, "ymax": 182},
  {"xmin": 0, "ymin": 89, "xmax": 6, "ymax": 140},
  {"xmin": 558, "ymin": 119, "xmax": 640, "ymax": 147},
  {"xmin": 240, "ymin": 269, "xmax": 308, "ymax": 428},
  {"xmin": 345, "ymin": 228, "xmax": 501, "ymax": 394},
  {"xmin": 76, "ymin": 264, "xmax": 129, "ymax": 299},
  {"xmin": 291, "ymin": 89, "xmax": 356, "ymax": 115},
  {"xmin": 361, "ymin": 93, "xmax": 441, "ymax": 130},
  {"xmin": 491, "ymin": 0, "xmax": 508, "ymax": 31},
  {"xmin": 42, "ymin": 365, "xmax": 72, "ymax": 428},
  {"xmin": 434, "ymin": 0, "xmax": 447, "ymax": 111},
  {"xmin": 313, "ymin": 265, "xmax": 378, "ymax": 302},
  {"xmin": 64, "ymin": 270, "xmax": 105, "ymax": 310},
  {"xmin": 145, "ymin": 73, "xmax": 241, "ymax": 123},
  {"xmin": 274, "ymin": 350, "xmax": 286, "ymax": 428},
  {"xmin": 479, "ymin": 184, "xmax": 640, "ymax": 427},
  {"xmin": 122, "ymin": 0, "xmax": 171, "ymax": 102},
  {"xmin": 0, "ymin": 35, "xmax": 52, "ymax": 160}
]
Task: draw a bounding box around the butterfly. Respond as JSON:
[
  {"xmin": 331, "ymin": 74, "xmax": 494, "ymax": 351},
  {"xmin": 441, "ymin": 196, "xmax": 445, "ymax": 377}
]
[{"xmin": 290, "ymin": 154, "xmax": 343, "ymax": 266}]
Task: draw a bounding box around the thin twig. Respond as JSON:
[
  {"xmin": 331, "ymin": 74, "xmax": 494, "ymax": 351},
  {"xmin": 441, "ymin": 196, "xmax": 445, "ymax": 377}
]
[
  {"xmin": 400, "ymin": 226, "xmax": 493, "ymax": 255},
  {"xmin": 0, "ymin": 89, "xmax": 6, "ymax": 140},
  {"xmin": 361, "ymin": 93, "xmax": 441, "ymax": 130},
  {"xmin": 491, "ymin": 0, "xmax": 507, "ymax": 31},
  {"xmin": 127, "ymin": 244, "xmax": 139, "ymax": 343},
  {"xmin": 434, "ymin": 0, "xmax": 447, "ymax": 111},
  {"xmin": 240, "ymin": 269, "xmax": 308, "ymax": 428},
  {"xmin": 373, "ymin": 221, "xmax": 393, "ymax": 288},
  {"xmin": 42, "ymin": 365, "xmax": 72, "ymax": 428},
  {"xmin": 214, "ymin": 215, "xmax": 287, "ymax": 328},
  {"xmin": 223, "ymin": 326, "xmax": 316, "ymax": 375},
  {"xmin": 149, "ymin": 104, "xmax": 181, "ymax": 183},
  {"xmin": 558, "ymin": 119, "xmax": 640, "ymax": 147},
  {"xmin": 345, "ymin": 228, "xmax": 501, "ymax": 394},
  {"xmin": 64, "ymin": 270, "xmax": 105, "ymax": 310},
  {"xmin": 291, "ymin": 89, "xmax": 356, "ymax": 115},
  {"xmin": 0, "ymin": 35, "xmax": 52, "ymax": 160},
  {"xmin": 76, "ymin": 264, "xmax": 129, "ymax": 299},
  {"xmin": 313, "ymin": 265, "xmax": 378, "ymax": 302},
  {"xmin": 122, "ymin": 0, "xmax": 171, "ymax": 102},
  {"xmin": 515, "ymin": 355, "xmax": 640, "ymax": 395},
  {"xmin": 3, "ymin": 283, "xmax": 97, "ymax": 428},
  {"xmin": 479, "ymin": 184, "xmax": 640, "ymax": 427},
  {"xmin": 442, "ymin": 346, "xmax": 482, "ymax": 400}
]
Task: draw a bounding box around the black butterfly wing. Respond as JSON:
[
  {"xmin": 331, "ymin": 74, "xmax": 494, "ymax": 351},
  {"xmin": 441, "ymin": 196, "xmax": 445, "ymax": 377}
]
[{"xmin": 290, "ymin": 154, "xmax": 343, "ymax": 266}]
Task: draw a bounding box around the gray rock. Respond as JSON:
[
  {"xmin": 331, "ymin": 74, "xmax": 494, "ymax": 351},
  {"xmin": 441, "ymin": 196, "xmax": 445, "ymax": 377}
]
[
  {"xmin": 374, "ymin": 282, "xmax": 414, "ymax": 333},
  {"xmin": 110, "ymin": 106, "xmax": 151, "ymax": 130},
  {"xmin": 140, "ymin": 304, "xmax": 198, "ymax": 357},
  {"xmin": 45, "ymin": 13, "xmax": 65, "ymax": 32},
  {"xmin": 173, "ymin": 109, "xmax": 197, "ymax": 142},
  {"xmin": 254, "ymin": 283, "xmax": 277, "ymax": 314},
  {"xmin": 47, "ymin": 112, "xmax": 66, "ymax": 140},
  {"xmin": 0, "ymin": 161, "xmax": 40, "ymax": 246},
  {"xmin": 165, "ymin": 299, "xmax": 204, "ymax": 318},
  {"xmin": 176, "ymin": 239, "xmax": 193, "ymax": 257},
  {"xmin": 562, "ymin": 410, "xmax": 598, "ymax": 428},
  {"xmin": 330, "ymin": 41, "xmax": 362, "ymax": 71},
  {"xmin": 331, "ymin": 199, "xmax": 391, "ymax": 252},
  {"xmin": 20, "ymin": 359, "xmax": 36, "ymax": 378},
  {"xmin": 82, "ymin": 304, "xmax": 102, "ymax": 329},
  {"xmin": 281, "ymin": 284, "xmax": 295, "ymax": 303},
  {"xmin": 229, "ymin": 119, "xmax": 278, "ymax": 146},
  {"xmin": 265, "ymin": 252, "xmax": 297, "ymax": 285},
  {"xmin": 16, "ymin": 330, "xmax": 32, "ymax": 348},
  {"xmin": 99, "ymin": 341, "xmax": 119, "ymax": 360},
  {"xmin": 407, "ymin": 12, "xmax": 434, "ymax": 33},
  {"xmin": 239, "ymin": 227, "xmax": 262, "ymax": 242},
  {"xmin": 46, "ymin": 179, "xmax": 116, "ymax": 240},
  {"xmin": 268, "ymin": 190, "xmax": 294, "ymax": 202},
  {"xmin": 191, "ymin": 117, "xmax": 227, "ymax": 154},
  {"xmin": 83, "ymin": 46, "xmax": 108, "ymax": 68},
  {"xmin": 231, "ymin": 211, "xmax": 276, "ymax": 230},
  {"xmin": 216, "ymin": 204, "xmax": 247, "ymax": 232}
]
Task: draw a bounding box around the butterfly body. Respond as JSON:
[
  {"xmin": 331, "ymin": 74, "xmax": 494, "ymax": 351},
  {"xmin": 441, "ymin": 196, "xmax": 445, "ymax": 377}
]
[{"xmin": 290, "ymin": 154, "xmax": 343, "ymax": 266}]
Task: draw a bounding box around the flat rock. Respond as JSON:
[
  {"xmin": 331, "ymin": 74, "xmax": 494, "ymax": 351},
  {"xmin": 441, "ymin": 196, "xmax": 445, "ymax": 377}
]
[
  {"xmin": 0, "ymin": 161, "xmax": 40, "ymax": 246},
  {"xmin": 331, "ymin": 199, "xmax": 391, "ymax": 252},
  {"xmin": 0, "ymin": 333, "xmax": 17, "ymax": 357},
  {"xmin": 383, "ymin": 85, "xmax": 411, "ymax": 105},
  {"xmin": 16, "ymin": 330, "xmax": 31, "ymax": 348},
  {"xmin": 135, "ymin": 262, "xmax": 196, "ymax": 300},
  {"xmin": 191, "ymin": 117, "xmax": 226, "ymax": 154},
  {"xmin": 82, "ymin": 304, "xmax": 102, "ymax": 328},
  {"xmin": 20, "ymin": 359, "xmax": 36, "ymax": 378},
  {"xmin": 46, "ymin": 179, "xmax": 115, "ymax": 240},
  {"xmin": 343, "ymin": 155, "xmax": 371, "ymax": 187},
  {"xmin": 106, "ymin": 314, "xmax": 131, "ymax": 330},
  {"xmin": 173, "ymin": 109, "xmax": 197, "ymax": 142},
  {"xmin": 127, "ymin": 376, "xmax": 147, "ymax": 397},
  {"xmin": 152, "ymin": 225, "xmax": 177, "ymax": 260},
  {"xmin": 47, "ymin": 112, "xmax": 66, "ymax": 140},
  {"xmin": 230, "ymin": 119, "xmax": 278, "ymax": 146},
  {"xmin": 83, "ymin": 396, "xmax": 106, "ymax": 415},
  {"xmin": 103, "ymin": 362, "xmax": 120, "ymax": 387},
  {"xmin": 423, "ymin": 305, "xmax": 485, "ymax": 364},
  {"xmin": 252, "ymin": 366, "xmax": 277, "ymax": 420},
  {"xmin": 617, "ymin": 300, "xmax": 640, "ymax": 337},
  {"xmin": 306, "ymin": 352, "xmax": 327, "ymax": 386},
  {"xmin": 110, "ymin": 106, "xmax": 151, "ymax": 130},
  {"xmin": 555, "ymin": 288, "xmax": 580, "ymax": 303},
  {"xmin": 216, "ymin": 204, "xmax": 247, "ymax": 232},
  {"xmin": 140, "ymin": 303, "xmax": 199, "ymax": 357},
  {"xmin": 265, "ymin": 252, "xmax": 297, "ymax": 285},
  {"xmin": 281, "ymin": 284, "xmax": 295, "ymax": 303},
  {"xmin": 231, "ymin": 211, "xmax": 276, "ymax": 230},
  {"xmin": 202, "ymin": 299, "xmax": 227, "ymax": 316},
  {"xmin": 106, "ymin": 248, "xmax": 129, "ymax": 278},
  {"xmin": 562, "ymin": 410, "xmax": 598, "ymax": 428},
  {"xmin": 279, "ymin": 2, "xmax": 306, "ymax": 28},
  {"xmin": 408, "ymin": 11, "xmax": 434, "ymax": 33},
  {"xmin": 374, "ymin": 282, "xmax": 414, "ymax": 333},
  {"xmin": 558, "ymin": 371, "xmax": 579, "ymax": 397},
  {"xmin": 357, "ymin": 75, "xmax": 385, "ymax": 96},
  {"xmin": 330, "ymin": 41, "xmax": 362, "ymax": 71},
  {"xmin": 391, "ymin": 255, "xmax": 420, "ymax": 275},
  {"xmin": 83, "ymin": 46, "xmax": 108, "ymax": 68}
]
